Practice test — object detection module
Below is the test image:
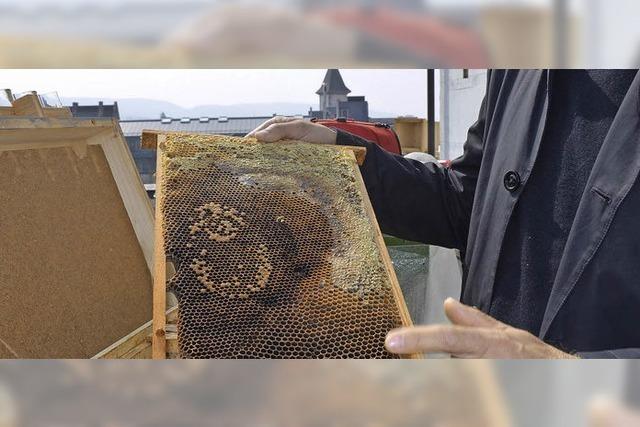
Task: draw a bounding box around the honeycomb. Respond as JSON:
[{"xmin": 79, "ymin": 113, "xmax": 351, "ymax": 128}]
[{"xmin": 159, "ymin": 133, "xmax": 410, "ymax": 358}]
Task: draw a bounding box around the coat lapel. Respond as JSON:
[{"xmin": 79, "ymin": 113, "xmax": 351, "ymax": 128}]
[
  {"xmin": 540, "ymin": 71, "xmax": 640, "ymax": 339},
  {"xmin": 465, "ymin": 69, "xmax": 550, "ymax": 310}
]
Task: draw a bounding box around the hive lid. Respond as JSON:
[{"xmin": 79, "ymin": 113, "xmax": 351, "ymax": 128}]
[{"xmin": 0, "ymin": 113, "xmax": 154, "ymax": 358}]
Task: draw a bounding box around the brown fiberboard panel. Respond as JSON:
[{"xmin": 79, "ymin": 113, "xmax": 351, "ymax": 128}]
[
  {"xmin": 157, "ymin": 134, "xmax": 412, "ymax": 358},
  {"xmin": 0, "ymin": 144, "xmax": 152, "ymax": 358}
]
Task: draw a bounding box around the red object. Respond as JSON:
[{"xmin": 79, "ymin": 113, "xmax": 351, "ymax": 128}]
[
  {"xmin": 313, "ymin": 7, "xmax": 490, "ymax": 68},
  {"xmin": 313, "ymin": 118, "xmax": 402, "ymax": 155}
]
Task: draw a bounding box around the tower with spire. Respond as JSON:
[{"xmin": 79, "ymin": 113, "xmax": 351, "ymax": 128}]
[
  {"xmin": 316, "ymin": 69, "xmax": 351, "ymax": 119},
  {"xmin": 310, "ymin": 69, "xmax": 369, "ymax": 121}
]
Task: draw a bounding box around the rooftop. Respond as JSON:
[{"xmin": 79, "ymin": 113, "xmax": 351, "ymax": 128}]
[
  {"xmin": 119, "ymin": 116, "xmax": 291, "ymax": 137},
  {"xmin": 120, "ymin": 115, "xmax": 396, "ymax": 138},
  {"xmin": 316, "ymin": 69, "xmax": 351, "ymax": 95}
]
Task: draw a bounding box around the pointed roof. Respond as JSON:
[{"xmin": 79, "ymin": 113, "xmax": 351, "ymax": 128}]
[{"xmin": 316, "ymin": 69, "xmax": 351, "ymax": 95}]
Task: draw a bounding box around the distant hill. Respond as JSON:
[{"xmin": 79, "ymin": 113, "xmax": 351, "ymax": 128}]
[{"xmin": 61, "ymin": 97, "xmax": 395, "ymax": 120}]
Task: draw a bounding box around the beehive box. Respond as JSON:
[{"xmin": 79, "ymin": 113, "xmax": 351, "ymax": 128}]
[
  {"xmin": 0, "ymin": 102, "xmax": 155, "ymax": 358},
  {"xmin": 142, "ymin": 131, "xmax": 415, "ymax": 359},
  {"xmin": 394, "ymin": 117, "xmax": 440, "ymax": 155}
]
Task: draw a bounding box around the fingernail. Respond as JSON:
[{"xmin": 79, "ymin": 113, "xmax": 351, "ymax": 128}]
[
  {"xmin": 444, "ymin": 297, "xmax": 460, "ymax": 307},
  {"xmin": 385, "ymin": 333, "xmax": 404, "ymax": 352}
]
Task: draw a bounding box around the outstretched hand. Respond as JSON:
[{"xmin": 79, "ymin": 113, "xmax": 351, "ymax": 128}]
[
  {"xmin": 246, "ymin": 116, "xmax": 337, "ymax": 145},
  {"xmin": 385, "ymin": 298, "xmax": 577, "ymax": 359}
]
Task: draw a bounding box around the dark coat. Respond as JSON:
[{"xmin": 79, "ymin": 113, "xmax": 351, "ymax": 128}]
[{"xmin": 336, "ymin": 69, "xmax": 640, "ymax": 358}]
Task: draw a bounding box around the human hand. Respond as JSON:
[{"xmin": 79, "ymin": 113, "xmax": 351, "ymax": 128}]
[
  {"xmin": 246, "ymin": 116, "xmax": 337, "ymax": 144},
  {"xmin": 385, "ymin": 298, "xmax": 577, "ymax": 359}
]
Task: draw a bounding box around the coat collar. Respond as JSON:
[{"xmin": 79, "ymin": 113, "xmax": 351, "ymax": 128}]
[{"xmin": 539, "ymin": 70, "xmax": 640, "ymax": 338}]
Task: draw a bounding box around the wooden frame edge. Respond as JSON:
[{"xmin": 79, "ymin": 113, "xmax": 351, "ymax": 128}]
[
  {"xmin": 152, "ymin": 135, "xmax": 168, "ymax": 359},
  {"xmin": 0, "ymin": 116, "xmax": 114, "ymax": 130},
  {"xmin": 92, "ymin": 306, "xmax": 179, "ymax": 359},
  {"xmin": 141, "ymin": 130, "xmax": 367, "ymax": 166},
  {"xmin": 90, "ymin": 122, "xmax": 155, "ymax": 272},
  {"xmin": 347, "ymin": 150, "xmax": 420, "ymax": 359},
  {"xmin": 338, "ymin": 144, "xmax": 367, "ymax": 166}
]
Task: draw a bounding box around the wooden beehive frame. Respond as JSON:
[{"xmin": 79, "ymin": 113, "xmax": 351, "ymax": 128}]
[
  {"xmin": 141, "ymin": 130, "xmax": 415, "ymax": 359},
  {"xmin": 0, "ymin": 94, "xmax": 156, "ymax": 358}
]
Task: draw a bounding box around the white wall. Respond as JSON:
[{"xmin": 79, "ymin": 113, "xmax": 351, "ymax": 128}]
[{"xmin": 439, "ymin": 69, "xmax": 487, "ymax": 160}]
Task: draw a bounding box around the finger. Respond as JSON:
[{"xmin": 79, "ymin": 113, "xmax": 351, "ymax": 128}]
[
  {"xmin": 443, "ymin": 297, "xmax": 505, "ymax": 328},
  {"xmin": 385, "ymin": 325, "xmax": 494, "ymax": 356},
  {"xmin": 245, "ymin": 116, "xmax": 282, "ymax": 138},
  {"xmin": 246, "ymin": 116, "xmax": 298, "ymax": 138},
  {"xmin": 253, "ymin": 122, "xmax": 296, "ymax": 143}
]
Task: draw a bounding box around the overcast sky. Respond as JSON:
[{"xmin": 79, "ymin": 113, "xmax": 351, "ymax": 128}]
[{"xmin": 0, "ymin": 69, "xmax": 433, "ymax": 118}]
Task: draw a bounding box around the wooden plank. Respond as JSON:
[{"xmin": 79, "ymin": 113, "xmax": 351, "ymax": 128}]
[
  {"xmin": 141, "ymin": 129, "xmax": 161, "ymax": 149},
  {"xmin": 93, "ymin": 306, "xmax": 179, "ymax": 359},
  {"xmin": 0, "ymin": 117, "xmax": 113, "ymax": 131},
  {"xmin": 121, "ymin": 341, "xmax": 152, "ymax": 359},
  {"xmin": 12, "ymin": 93, "xmax": 44, "ymax": 117},
  {"xmin": 92, "ymin": 317, "xmax": 153, "ymax": 359},
  {"xmin": 152, "ymin": 135, "xmax": 168, "ymax": 359},
  {"xmin": 141, "ymin": 129, "xmax": 367, "ymax": 166},
  {"xmin": 349, "ymin": 145, "xmax": 367, "ymax": 166},
  {"xmin": 0, "ymin": 137, "xmax": 93, "ymax": 153},
  {"xmin": 92, "ymin": 121, "xmax": 155, "ymax": 272},
  {"xmin": 0, "ymin": 123, "xmax": 112, "ymax": 148},
  {"xmin": 346, "ymin": 149, "xmax": 419, "ymax": 359},
  {"xmin": 43, "ymin": 107, "xmax": 73, "ymax": 119}
]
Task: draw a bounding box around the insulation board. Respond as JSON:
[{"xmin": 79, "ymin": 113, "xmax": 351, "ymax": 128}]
[{"xmin": 0, "ymin": 143, "xmax": 152, "ymax": 358}]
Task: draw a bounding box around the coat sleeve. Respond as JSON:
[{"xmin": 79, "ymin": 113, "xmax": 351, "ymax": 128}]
[
  {"xmin": 577, "ymin": 348, "xmax": 640, "ymax": 359},
  {"xmin": 335, "ymin": 97, "xmax": 487, "ymax": 250}
]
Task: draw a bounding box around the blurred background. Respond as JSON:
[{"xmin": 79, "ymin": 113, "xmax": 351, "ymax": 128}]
[
  {"xmin": 0, "ymin": 360, "xmax": 638, "ymax": 427},
  {"xmin": 0, "ymin": 0, "xmax": 638, "ymax": 68},
  {"xmin": 1, "ymin": 0, "xmax": 638, "ymax": 424}
]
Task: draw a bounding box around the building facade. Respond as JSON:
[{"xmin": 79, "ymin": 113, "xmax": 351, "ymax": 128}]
[
  {"xmin": 309, "ymin": 69, "xmax": 370, "ymax": 121},
  {"xmin": 438, "ymin": 69, "xmax": 487, "ymax": 160},
  {"xmin": 69, "ymin": 101, "xmax": 120, "ymax": 119}
]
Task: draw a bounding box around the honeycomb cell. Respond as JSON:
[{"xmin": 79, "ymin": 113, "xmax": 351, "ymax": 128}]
[{"xmin": 159, "ymin": 133, "xmax": 409, "ymax": 359}]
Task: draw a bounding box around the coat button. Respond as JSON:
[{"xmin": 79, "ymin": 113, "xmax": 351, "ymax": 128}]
[{"xmin": 503, "ymin": 171, "xmax": 521, "ymax": 192}]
